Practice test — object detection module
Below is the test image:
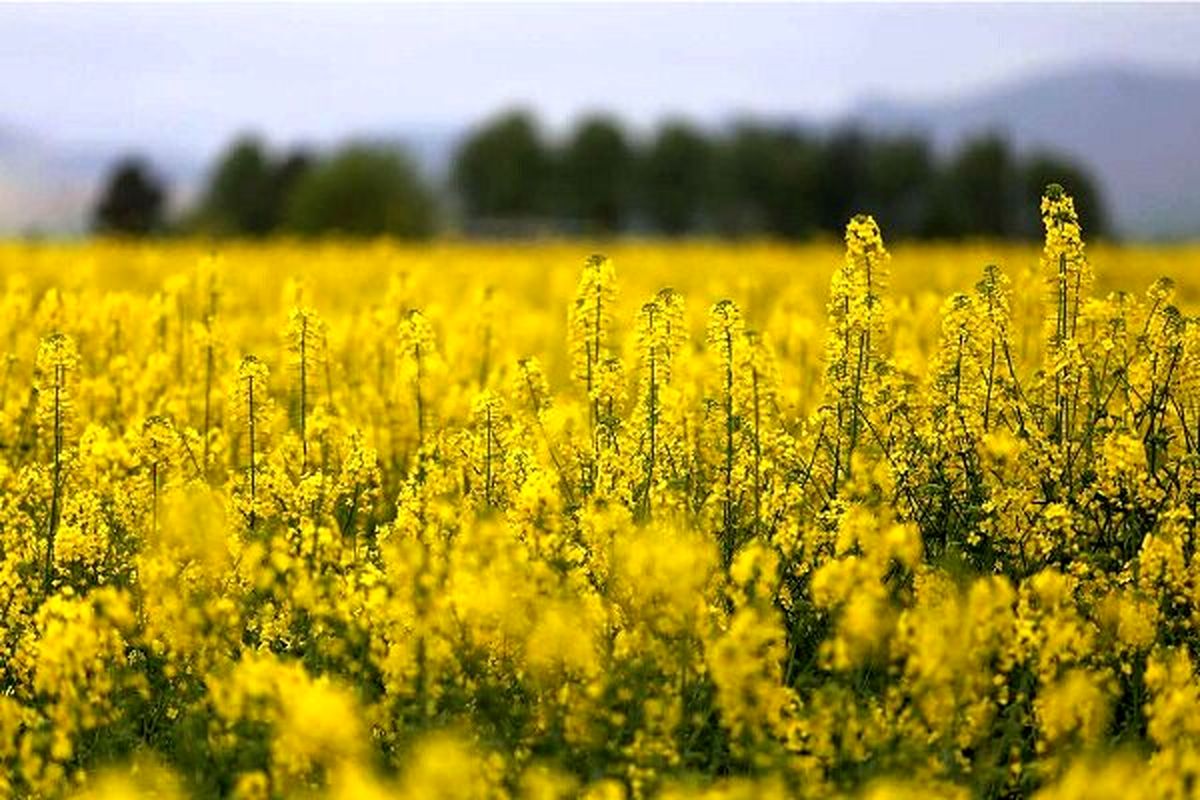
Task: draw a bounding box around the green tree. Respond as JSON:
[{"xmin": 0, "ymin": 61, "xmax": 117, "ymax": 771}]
[
  {"xmin": 451, "ymin": 110, "xmax": 551, "ymax": 224},
  {"xmin": 271, "ymin": 150, "xmax": 314, "ymax": 211},
  {"xmin": 715, "ymin": 123, "xmax": 819, "ymax": 238},
  {"xmin": 640, "ymin": 120, "xmax": 714, "ymax": 235},
  {"xmin": 945, "ymin": 134, "xmax": 1021, "ymax": 237},
  {"xmin": 814, "ymin": 128, "xmax": 870, "ymax": 234},
  {"xmin": 558, "ymin": 114, "xmax": 635, "ymax": 233},
  {"xmin": 198, "ymin": 136, "xmax": 273, "ymax": 235},
  {"xmin": 197, "ymin": 136, "xmax": 313, "ymax": 236},
  {"xmin": 283, "ymin": 145, "xmax": 436, "ymax": 238},
  {"xmin": 865, "ymin": 135, "xmax": 936, "ymax": 238},
  {"xmin": 92, "ymin": 157, "xmax": 167, "ymax": 235}
]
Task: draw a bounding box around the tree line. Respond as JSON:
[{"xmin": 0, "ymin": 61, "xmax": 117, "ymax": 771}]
[{"xmin": 93, "ymin": 109, "xmax": 1109, "ymax": 240}]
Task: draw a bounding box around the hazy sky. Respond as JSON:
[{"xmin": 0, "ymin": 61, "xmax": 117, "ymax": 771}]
[{"xmin": 2, "ymin": 2, "xmax": 1199, "ymax": 155}]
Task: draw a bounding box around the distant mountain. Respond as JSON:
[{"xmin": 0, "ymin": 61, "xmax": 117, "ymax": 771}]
[
  {"xmin": 2, "ymin": 63, "xmax": 1198, "ymax": 238},
  {"xmin": 848, "ymin": 63, "xmax": 1200, "ymax": 238}
]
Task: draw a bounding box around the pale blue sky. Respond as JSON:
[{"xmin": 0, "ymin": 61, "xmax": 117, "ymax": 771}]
[{"xmin": 1, "ymin": 3, "xmax": 1198, "ymax": 154}]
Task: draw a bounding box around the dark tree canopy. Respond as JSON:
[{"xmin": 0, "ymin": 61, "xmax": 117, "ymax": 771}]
[
  {"xmin": 452, "ymin": 110, "xmax": 552, "ymax": 223},
  {"xmin": 712, "ymin": 123, "xmax": 820, "ymax": 239},
  {"xmin": 92, "ymin": 109, "xmax": 1111, "ymax": 242},
  {"xmin": 640, "ymin": 121, "xmax": 715, "ymax": 235},
  {"xmin": 201, "ymin": 136, "xmax": 273, "ymax": 235},
  {"xmin": 865, "ymin": 135, "xmax": 936, "ymax": 238},
  {"xmin": 948, "ymin": 134, "xmax": 1022, "ymax": 237},
  {"xmin": 283, "ymin": 145, "xmax": 436, "ymax": 239},
  {"xmin": 557, "ymin": 114, "xmax": 635, "ymax": 234},
  {"xmin": 92, "ymin": 158, "xmax": 167, "ymax": 235},
  {"xmin": 195, "ymin": 136, "xmax": 315, "ymax": 237},
  {"xmin": 813, "ymin": 128, "xmax": 871, "ymax": 234},
  {"xmin": 447, "ymin": 108, "xmax": 1112, "ymax": 241}
]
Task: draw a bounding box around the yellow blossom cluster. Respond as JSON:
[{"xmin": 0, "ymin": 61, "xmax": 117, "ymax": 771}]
[{"xmin": 1, "ymin": 187, "xmax": 1200, "ymax": 797}]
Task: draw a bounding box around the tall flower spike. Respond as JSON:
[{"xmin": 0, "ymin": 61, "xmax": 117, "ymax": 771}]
[
  {"xmin": 844, "ymin": 213, "xmax": 891, "ymax": 365},
  {"xmin": 741, "ymin": 328, "xmax": 778, "ymax": 533},
  {"xmin": 512, "ymin": 355, "xmax": 575, "ymax": 504},
  {"xmin": 236, "ymin": 354, "xmax": 271, "ymax": 530},
  {"xmin": 1040, "ymin": 184, "xmax": 1092, "ymax": 446},
  {"xmin": 568, "ymin": 254, "xmax": 617, "ymax": 414},
  {"xmin": 35, "ymin": 331, "xmax": 78, "ymax": 589},
  {"xmin": 399, "ymin": 308, "xmax": 437, "ymax": 450},
  {"xmin": 656, "ymin": 286, "xmax": 688, "ymax": 375},
  {"xmin": 199, "ymin": 260, "xmax": 224, "ymax": 479},
  {"xmin": 822, "ymin": 214, "xmax": 891, "ymax": 493},
  {"xmin": 469, "ymin": 389, "xmax": 508, "ymax": 509},
  {"xmin": 1041, "ymin": 183, "xmax": 1092, "ymax": 349},
  {"xmin": 707, "ymin": 299, "xmax": 744, "ymax": 565},
  {"xmin": 286, "ymin": 306, "xmax": 326, "ymax": 473},
  {"xmin": 35, "ymin": 332, "xmax": 79, "ymax": 449},
  {"xmin": 930, "ymin": 292, "xmax": 983, "ymax": 442},
  {"xmin": 974, "ymin": 264, "xmax": 1017, "ymax": 432},
  {"xmin": 635, "ymin": 295, "xmax": 673, "ymax": 517}
]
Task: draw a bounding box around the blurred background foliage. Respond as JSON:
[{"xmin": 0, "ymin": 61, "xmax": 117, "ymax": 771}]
[{"xmin": 92, "ymin": 108, "xmax": 1108, "ymax": 241}]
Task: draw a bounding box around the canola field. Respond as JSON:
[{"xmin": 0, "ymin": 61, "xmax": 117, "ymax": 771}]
[{"xmin": 3, "ymin": 188, "xmax": 1200, "ymax": 798}]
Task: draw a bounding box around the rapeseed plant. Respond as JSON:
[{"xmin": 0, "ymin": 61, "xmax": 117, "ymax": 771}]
[{"xmin": 0, "ymin": 187, "xmax": 1198, "ymax": 797}]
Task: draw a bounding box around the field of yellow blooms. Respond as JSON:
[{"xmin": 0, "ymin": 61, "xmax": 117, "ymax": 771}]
[{"xmin": 4, "ymin": 187, "xmax": 1200, "ymax": 799}]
